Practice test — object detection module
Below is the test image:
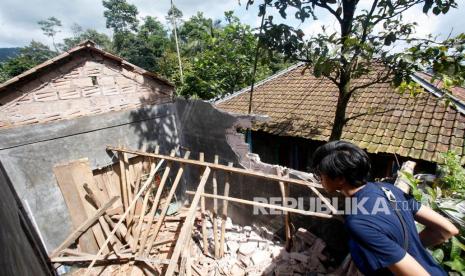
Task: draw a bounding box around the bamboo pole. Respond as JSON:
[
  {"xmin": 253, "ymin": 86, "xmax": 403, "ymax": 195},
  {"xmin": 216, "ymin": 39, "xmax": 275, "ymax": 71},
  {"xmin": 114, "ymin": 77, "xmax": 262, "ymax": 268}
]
[
  {"xmin": 219, "ymin": 162, "xmax": 232, "ymax": 257},
  {"xmin": 278, "ymin": 169, "xmax": 292, "ymax": 251},
  {"xmin": 212, "ymin": 155, "xmax": 219, "ymax": 259},
  {"xmin": 199, "ymin": 153, "xmax": 208, "ymax": 255},
  {"xmin": 185, "ymin": 191, "xmax": 332, "ymax": 218}
]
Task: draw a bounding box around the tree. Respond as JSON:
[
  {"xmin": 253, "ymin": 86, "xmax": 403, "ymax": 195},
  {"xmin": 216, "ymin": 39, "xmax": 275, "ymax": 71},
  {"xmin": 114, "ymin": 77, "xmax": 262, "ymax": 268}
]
[
  {"xmin": 117, "ymin": 16, "xmax": 170, "ymax": 72},
  {"xmin": 179, "ymin": 12, "xmax": 288, "ymax": 99},
  {"xmin": 0, "ymin": 41, "xmax": 55, "ymax": 82},
  {"xmin": 38, "ymin": 17, "xmax": 62, "ymax": 52},
  {"xmin": 246, "ymin": 0, "xmax": 463, "ymax": 140},
  {"xmin": 102, "ymin": 0, "xmax": 139, "ymax": 52},
  {"xmin": 62, "ymin": 28, "xmax": 112, "ymax": 51}
]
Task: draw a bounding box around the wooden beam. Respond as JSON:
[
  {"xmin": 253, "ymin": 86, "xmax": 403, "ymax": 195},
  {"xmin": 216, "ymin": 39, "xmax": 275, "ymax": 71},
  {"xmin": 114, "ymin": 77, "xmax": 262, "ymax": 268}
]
[
  {"xmin": 118, "ymin": 152, "xmax": 129, "ymax": 214},
  {"xmin": 165, "ymin": 167, "xmax": 211, "ymax": 276},
  {"xmin": 137, "ymin": 150, "xmax": 176, "ymax": 256},
  {"xmin": 219, "ymin": 162, "xmax": 233, "ymax": 257},
  {"xmin": 278, "ymin": 169, "xmax": 292, "ymax": 251},
  {"xmin": 107, "ymin": 146, "xmax": 323, "ymax": 189},
  {"xmin": 212, "ymin": 155, "xmax": 219, "ymax": 259},
  {"xmin": 50, "ymin": 196, "xmax": 119, "ymax": 258},
  {"xmin": 185, "ymin": 191, "xmax": 332, "ymax": 218},
  {"xmin": 199, "ymin": 153, "xmax": 208, "ymax": 255},
  {"xmin": 144, "ymin": 151, "xmax": 191, "ymax": 254},
  {"xmin": 84, "ymin": 159, "xmax": 165, "ymax": 275},
  {"xmin": 51, "ymin": 253, "xmax": 132, "ymax": 263}
]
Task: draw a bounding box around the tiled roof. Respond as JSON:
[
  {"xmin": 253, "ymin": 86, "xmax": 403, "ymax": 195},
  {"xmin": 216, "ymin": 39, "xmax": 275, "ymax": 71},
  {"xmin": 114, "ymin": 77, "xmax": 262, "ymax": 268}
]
[{"xmin": 216, "ymin": 64, "xmax": 465, "ymax": 164}]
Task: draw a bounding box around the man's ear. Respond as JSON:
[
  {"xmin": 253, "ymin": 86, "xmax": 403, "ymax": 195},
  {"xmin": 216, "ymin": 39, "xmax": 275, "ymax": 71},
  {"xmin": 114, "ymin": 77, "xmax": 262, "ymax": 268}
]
[{"xmin": 334, "ymin": 176, "xmax": 348, "ymax": 189}]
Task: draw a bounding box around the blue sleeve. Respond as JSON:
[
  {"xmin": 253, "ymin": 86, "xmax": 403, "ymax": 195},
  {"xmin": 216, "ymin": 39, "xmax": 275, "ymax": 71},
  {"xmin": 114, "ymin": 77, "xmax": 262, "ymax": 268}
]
[
  {"xmin": 347, "ymin": 218, "xmax": 406, "ymax": 270},
  {"xmin": 405, "ymin": 194, "xmax": 422, "ymax": 215}
]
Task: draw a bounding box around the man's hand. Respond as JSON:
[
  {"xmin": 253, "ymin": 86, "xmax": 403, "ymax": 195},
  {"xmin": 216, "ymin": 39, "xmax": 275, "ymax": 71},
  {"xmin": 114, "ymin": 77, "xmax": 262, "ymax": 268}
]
[
  {"xmin": 388, "ymin": 252, "xmax": 430, "ymax": 276},
  {"xmin": 414, "ymin": 205, "xmax": 459, "ymax": 248}
]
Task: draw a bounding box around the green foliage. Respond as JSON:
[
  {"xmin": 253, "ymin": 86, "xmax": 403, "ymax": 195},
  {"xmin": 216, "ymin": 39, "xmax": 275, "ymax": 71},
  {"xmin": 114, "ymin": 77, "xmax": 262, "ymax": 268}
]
[
  {"xmin": 37, "ymin": 16, "xmax": 62, "ymax": 51},
  {"xmin": 62, "ymin": 28, "xmax": 112, "ymax": 51},
  {"xmin": 0, "ymin": 41, "xmax": 56, "ymax": 83},
  {"xmin": 177, "ymin": 12, "xmax": 289, "ymax": 99},
  {"xmin": 402, "ymin": 150, "xmax": 465, "ymax": 274},
  {"xmin": 246, "ymin": 0, "xmax": 462, "ymax": 140},
  {"xmin": 38, "ymin": 17, "xmax": 62, "ymax": 38},
  {"xmin": 102, "ymin": 0, "xmax": 138, "ymax": 33},
  {"xmin": 437, "ymin": 151, "xmax": 465, "ymax": 197},
  {"xmin": 117, "ymin": 16, "xmax": 170, "ymax": 73}
]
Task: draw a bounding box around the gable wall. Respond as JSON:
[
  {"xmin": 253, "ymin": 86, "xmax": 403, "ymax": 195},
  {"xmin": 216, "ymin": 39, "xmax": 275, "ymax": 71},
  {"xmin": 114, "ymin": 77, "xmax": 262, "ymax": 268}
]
[{"xmin": 0, "ymin": 51, "xmax": 173, "ymax": 128}]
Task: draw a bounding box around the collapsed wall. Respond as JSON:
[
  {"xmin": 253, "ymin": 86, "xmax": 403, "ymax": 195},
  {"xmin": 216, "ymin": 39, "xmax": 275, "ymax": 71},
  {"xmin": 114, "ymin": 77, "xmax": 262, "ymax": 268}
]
[{"xmin": 0, "ymin": 98, "xmax": 346, "ymax": 263}]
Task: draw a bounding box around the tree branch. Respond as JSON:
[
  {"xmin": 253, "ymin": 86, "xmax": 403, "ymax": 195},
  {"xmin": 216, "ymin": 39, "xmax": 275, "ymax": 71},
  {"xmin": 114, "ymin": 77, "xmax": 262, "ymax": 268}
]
[{"xmin": 345, "ymin": 107, "xmax": 396, "ymax": 124}]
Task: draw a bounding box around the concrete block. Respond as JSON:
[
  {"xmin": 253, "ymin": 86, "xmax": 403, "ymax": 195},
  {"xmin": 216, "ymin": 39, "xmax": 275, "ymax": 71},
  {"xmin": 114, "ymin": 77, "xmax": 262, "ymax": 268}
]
[{"xmin": 238, "ymin": 241, "xmax": 257, "ymax": 256}]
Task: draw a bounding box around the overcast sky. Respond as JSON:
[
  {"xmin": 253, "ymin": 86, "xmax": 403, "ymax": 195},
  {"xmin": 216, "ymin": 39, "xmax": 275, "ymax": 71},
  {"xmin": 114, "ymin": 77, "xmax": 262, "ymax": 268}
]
[{"xmin": 0, "ymin": 0, "xmax": 464, "ymax": 48}]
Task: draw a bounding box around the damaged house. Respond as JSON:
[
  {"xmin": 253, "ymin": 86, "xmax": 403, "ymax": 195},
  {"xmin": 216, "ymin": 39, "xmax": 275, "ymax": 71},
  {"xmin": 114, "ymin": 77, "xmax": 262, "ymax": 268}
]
[
  {"xmin": 216, "ymin": 63, "xmax": 465, "ymax": 177},
  {"xmin": 0, "ymin": 41, "xmax": 342, "ymax": 275}
]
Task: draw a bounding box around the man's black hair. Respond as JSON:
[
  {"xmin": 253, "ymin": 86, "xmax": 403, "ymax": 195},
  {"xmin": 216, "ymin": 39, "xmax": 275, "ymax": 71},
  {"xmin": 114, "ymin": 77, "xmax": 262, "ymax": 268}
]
[{"xmin": 311, "ymin": 140, "xmax": 371, "ymax": 187}]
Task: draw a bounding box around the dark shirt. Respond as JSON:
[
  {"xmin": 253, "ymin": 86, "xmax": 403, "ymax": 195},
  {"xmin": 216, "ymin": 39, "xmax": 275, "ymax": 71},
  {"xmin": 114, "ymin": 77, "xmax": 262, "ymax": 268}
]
[{"xmin": 345, "ymin": 182, "xmax": 446, "ymax": 276}]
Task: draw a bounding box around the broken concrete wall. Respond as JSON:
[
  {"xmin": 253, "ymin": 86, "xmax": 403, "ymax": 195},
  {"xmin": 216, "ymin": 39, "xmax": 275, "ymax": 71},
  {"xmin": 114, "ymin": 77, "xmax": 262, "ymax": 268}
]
[
  {"xmin": 175, "ymin": 99, "xmax": 347, "ymax": 262},
  {"xmin": 0, "ymin": 102, "xmax": 180, "ymax": 251}
]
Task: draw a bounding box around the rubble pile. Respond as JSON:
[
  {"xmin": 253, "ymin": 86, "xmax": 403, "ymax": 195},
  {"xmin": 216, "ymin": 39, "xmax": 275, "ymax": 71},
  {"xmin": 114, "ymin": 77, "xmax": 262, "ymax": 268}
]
[{"xmin": 191, "ymin": 213, "xmax": 330, "ymax": 276}]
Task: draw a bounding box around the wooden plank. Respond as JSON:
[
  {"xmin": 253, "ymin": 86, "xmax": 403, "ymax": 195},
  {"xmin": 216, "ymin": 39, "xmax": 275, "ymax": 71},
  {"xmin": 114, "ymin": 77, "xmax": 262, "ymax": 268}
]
[
  {"xmin": 278, "ymin": 169, "xmax": 292, "ymax": 251},
  {"xmin": 219, "ymin": 162, "xmax": 233, "ymax": 257},
  {"xmin": 165, "ymin": 167, "xmax": 211, "ymax": 276},
  {"xmin": 124, "ymin": 153, "xmax": 134, "ymax": 226},
  {"xmin": 144, "ymin": 151, "xmax": 191, "ymax": 254},
  {"xmin": 119, "ymin": 152, "xmax": 129, "ymax": 214},
  {"xmin": 50, "ymin": 196, "xmax": 119, "ymax": 258},
  {"xmin": 107, "ymin": 146, "xmax": 337, "ymax": 214},
  {"xmin": 53, "ymin": 159, "xmax": 100, "ymax": 254},
  {"xmin": 212, "ymin": 155, "xmax": 219, "ymax": 259},
  {"xmin": 199, "ymin": 153, "xmax": 208, "ymax": 255},
  {"xmin": 137, "ymin": 150, "xmax": 176, "ymax": 256},
  {"xmin": 185, "ymin": 191, "xmax": 333, "ymax": 218},
  {"xmin": 83, "ymin": 184, "xmax": 126, "ymax": 250},
  {"xmin": 52, "ymin": 253, "xmax": 133, "ymax": 263},
  {"xmin": 84, "ymin": 158, "xmax": 166, "ymax": 275}
]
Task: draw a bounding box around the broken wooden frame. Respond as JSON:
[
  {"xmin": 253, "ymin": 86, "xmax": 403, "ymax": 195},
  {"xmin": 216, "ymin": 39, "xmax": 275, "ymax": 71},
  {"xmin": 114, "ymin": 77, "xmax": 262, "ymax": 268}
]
[{"xmin": 50, "ymin": 145, "xmax": 335, "ymax": 276}]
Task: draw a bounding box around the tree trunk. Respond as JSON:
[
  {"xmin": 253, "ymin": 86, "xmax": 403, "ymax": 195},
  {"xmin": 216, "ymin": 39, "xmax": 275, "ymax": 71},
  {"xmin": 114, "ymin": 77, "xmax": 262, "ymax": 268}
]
[{"xmin": 329, "ymin": 89, "xmax": 351, "ymax": 141}]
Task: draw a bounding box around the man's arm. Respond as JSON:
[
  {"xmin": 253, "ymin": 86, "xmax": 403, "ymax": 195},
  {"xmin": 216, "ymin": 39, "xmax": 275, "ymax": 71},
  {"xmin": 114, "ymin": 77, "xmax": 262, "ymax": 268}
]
[
  {"xmin": 388, "ymin": 252, "xmax": 430, "ymax": 276},
  {"xmin": 414, "ymin": 205, "xmax": 459, "ymax": 247}
]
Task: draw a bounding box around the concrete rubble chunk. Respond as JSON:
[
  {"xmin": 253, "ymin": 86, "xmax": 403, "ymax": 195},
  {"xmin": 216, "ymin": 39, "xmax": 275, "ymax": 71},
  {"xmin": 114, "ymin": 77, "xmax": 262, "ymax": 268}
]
[
  {"xmin": 295, "ymin": 227, "xmax": 317, "ymax": 245},
  {"xmin": 250, "ymin": 250, "xmax": 271, "ymax": 266},
  {"xmin": 238, "ymin": 241, "xmax": 258, "ymax": 256},
  {"xmin": 194, "ymin": 214, "xmax": 333, "ymax": 276},
  {"xmin": 290, "ymin": 252, "xmax": 309, "ymax": 263},
  {"xmin": 230, "ymin": 264, "xmax": 245, "ymax": 276},
  {"xmin": 227, "ymin": 240, "xmax": 240, "ymax": 254}
]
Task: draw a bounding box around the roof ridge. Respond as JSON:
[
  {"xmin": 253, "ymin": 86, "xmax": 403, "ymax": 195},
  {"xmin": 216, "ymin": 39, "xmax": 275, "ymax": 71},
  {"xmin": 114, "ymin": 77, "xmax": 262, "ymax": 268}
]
[
  {"xmin": 214, "ymin": 62, "xmax": 304, "ymax": 105},
  {"xmin": 412, "ymin": 73, "xmax": 465, "ymax": 115}
]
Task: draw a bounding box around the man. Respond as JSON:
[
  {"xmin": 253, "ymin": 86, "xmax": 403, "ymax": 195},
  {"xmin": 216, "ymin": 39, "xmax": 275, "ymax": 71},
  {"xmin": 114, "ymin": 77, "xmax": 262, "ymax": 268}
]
[{"xmin": 312, "ymin": 141, "xmax": 458, "ymax": 276}]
